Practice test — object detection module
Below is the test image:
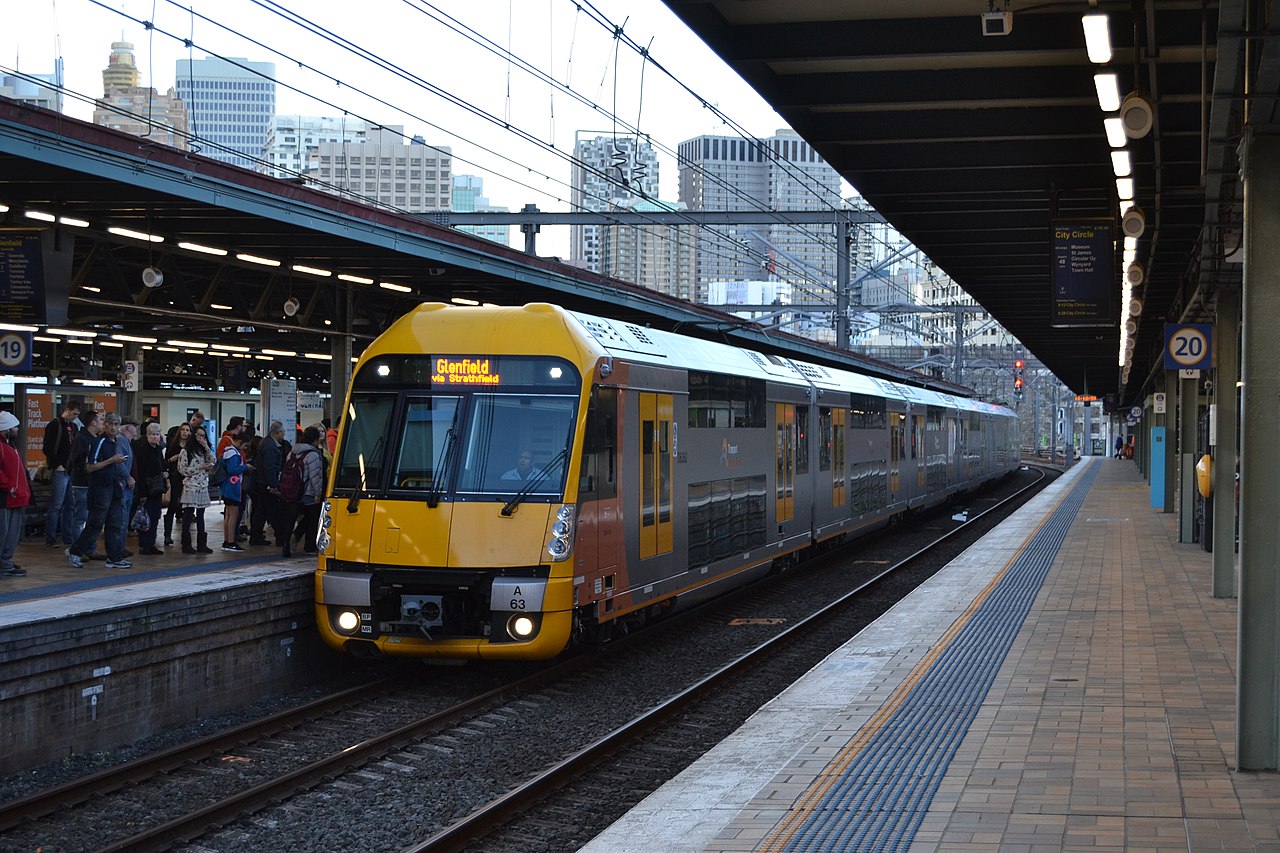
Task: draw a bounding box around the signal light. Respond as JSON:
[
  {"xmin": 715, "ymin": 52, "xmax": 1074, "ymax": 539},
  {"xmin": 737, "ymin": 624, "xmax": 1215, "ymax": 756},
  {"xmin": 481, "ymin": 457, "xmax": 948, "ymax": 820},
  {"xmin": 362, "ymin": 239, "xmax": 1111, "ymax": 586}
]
[
  {"xmin": 1014, "ymin": 376, "xmax": 1024, "ymax": 390},
  {"xmin": 1014, "ymin": 359, "xmax": 1024, "ymax": 370}
]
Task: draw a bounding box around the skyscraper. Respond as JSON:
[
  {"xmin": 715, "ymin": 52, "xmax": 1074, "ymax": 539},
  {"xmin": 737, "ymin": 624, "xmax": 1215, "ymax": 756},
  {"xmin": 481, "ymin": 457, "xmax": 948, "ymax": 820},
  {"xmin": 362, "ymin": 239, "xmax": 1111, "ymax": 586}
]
[
  {"xmin": 1, "ymin": 59, "xmax": 64, "ymax": 113},
  {"xmin": 174, "ymin": 55, "xmax": 276, "ymax": 169},
  {"xmin": 599, "ymin": 198, "xmax": 696, "ymax": 300},
  {"xmin": 101, "ymin": 41, "xmax": 140, "ymax": 93},
  {"xmin": 678, "ymin": 129, "xmax": 842, "ymax": 307},
  {"xmin": 570, "ymin": 134, "xmax": 659, "ymax": 273},
  {"xmin": 452, "ymin": 175, "xmax": 510, "ymax": 246}
]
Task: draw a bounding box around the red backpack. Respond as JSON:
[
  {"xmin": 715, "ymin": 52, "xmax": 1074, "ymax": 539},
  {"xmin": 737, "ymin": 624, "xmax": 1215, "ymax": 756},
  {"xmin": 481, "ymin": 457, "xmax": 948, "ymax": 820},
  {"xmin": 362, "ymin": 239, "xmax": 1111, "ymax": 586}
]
[{"xmin": 278, "ymin": 450, "xmax": 312, "ymax": 502}]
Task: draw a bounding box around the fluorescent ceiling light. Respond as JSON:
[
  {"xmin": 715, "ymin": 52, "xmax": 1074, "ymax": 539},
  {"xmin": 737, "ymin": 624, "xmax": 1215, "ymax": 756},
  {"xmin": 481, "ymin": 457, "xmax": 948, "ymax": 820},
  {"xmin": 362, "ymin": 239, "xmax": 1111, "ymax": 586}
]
[
  {"xmin": 379, "ymin": 282, "xmax": 412, "ymax": 293},
  {"xmin": 1120, "ymin": 199, "xmax": 1135, "ymax": 215},
  {"xmin": 33, "ymin": 336, "xmax": 58, "ymax": 343},
  {"xmin": 254, "ymin": 355, "xmax": 275, "ymax": 361},
  {"xmin": 73, "ymin": 379, "xmax": 113, "ymax": 386},
  {"xmin": 183, "ymin": 349, "xmax": 206, "ymax": 355},
  {"xmin": 0, "ymin": 203, "xmax": 8, "ymax": 213},
  {"xmin": 261, "ymin": 348, "xmax": 296, "ymax": 357},
  {"xmin": 99, "ymin": 341, "xmax": 124, "ymax": 348},
  {"xmin": 81, "ymin": 285, "xmax": 101, "ymax": 293},
  {"xmin": 23, "ymin": 210, "xmax": 55, "ymax": 222},
  {"xmin": 210, "ymin": 303, "xmax": 233, "ymax": 311},
  {"xmin": 450, "ymin": 297, "xmax": 480, "ymax": 306},
  {"xmin": 1124, "ymin": 249, "xmax": 1137, "ymax": 265},
  {"xmin": 1124, "ymin": 236, "xmax": 1138, "ymax": 252},
  {"xmin": 108, "ymin": 226, "xmax": 164, "ymax": 243},
  {"xmin": 337, "ymin": 274, "xmax": 374, "ymax": 285},
  {"xmin": 0, "ymin": 323, "xmax": 38, "ymax": 332},
  {"xmin": 1104, "ymin": 118, "xmax": 1126, "ymax": 148},
  {"xmin": 304, "ymin": 352, "xmax": 333, "ymax": 360},
  {"xmin": 292, "ymin": 264, "xmax": 332, "ymax": 277},
  {"xmin": 111, "ymin": 334, "xmax": 158, "ymax": 344},
  {"xmin": 237, "ymin": 253, "xmax": 281, "ymax": 267},
  {"xmin": 157, "ymin": 346, "xmax": 180, "ymax": 353},
  {"xmin": 46, "ymin": 327, "xmax": 97, "ymax": 338},
  {"xmin": 1111, "ymin": 150, "xmax": 1132, "ymax": 177},
  {"xmin": 212, "ymin": 343, "xmax": 250, "ymax": 352},
  {"xmin": 1116, "ymin": 177, "xmax": 1134, "ymax": 199},
  {"xmin": 1094, "ymin": 73, "xmax": 1121, "ymax": 112},
  {"xmin": 66, "ymin": 338, "xmax": 93, "ymax": 346},
  {"xmin": 1082, "ymin": 14, "xmax": 1112, "ymax": 64},
  {"xmin": 178, "ymin": 241, "xmax": 229, "ymax": 256},
  {"xmin": 167, "ymin": 339, "xmax": 207, "ymax": 348},
  {"xmin": 59, "ymin": 216, "xmax": 90, "ymax": 228}
]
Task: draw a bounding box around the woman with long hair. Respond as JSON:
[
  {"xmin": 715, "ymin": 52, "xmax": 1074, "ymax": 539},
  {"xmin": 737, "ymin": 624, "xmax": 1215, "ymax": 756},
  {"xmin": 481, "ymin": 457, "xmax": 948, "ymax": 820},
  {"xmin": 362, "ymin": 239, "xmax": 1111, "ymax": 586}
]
[
  {"xmin": 162, "ymin": 422, "xmax": 191, "ymax": 546},
  {"xmin": 178, "ymin": 425, "xmax": 215, "ymax": 554}
]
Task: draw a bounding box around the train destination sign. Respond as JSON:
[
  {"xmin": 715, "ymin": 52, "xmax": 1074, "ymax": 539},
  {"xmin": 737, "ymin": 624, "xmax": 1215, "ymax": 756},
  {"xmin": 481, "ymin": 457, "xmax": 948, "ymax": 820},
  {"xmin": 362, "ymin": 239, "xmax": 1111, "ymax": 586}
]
[
  {"xmin": 1050, "ymin": 218, "xmax": 1115, "ymax": 328},
  {"xmin": 433, "ymin": 357, "xmax": 501, "ymax": 386}
]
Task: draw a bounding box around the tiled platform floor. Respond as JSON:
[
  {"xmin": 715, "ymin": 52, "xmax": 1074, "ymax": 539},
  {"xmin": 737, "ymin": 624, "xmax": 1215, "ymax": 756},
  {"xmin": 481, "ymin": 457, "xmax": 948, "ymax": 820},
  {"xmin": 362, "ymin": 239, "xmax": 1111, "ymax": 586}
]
[{"xmin": 582, "ymin": 458, "xmax": 1280, "ymax": 852}]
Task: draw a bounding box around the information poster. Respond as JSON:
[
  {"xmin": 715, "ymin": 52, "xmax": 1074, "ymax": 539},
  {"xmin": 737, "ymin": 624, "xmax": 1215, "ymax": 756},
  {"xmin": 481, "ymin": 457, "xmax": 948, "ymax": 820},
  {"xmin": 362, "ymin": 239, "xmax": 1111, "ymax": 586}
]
[
  {"xmin": 1050, "ymin": 218, "xmax": 1115, "ymax": 328},
  {"xmin": 22, "ymin": 391, "xmax": 52, "ymax": 471},
  {"xmin": 0, "ymin": 233, "xmax": 44, "ymax": 324}
]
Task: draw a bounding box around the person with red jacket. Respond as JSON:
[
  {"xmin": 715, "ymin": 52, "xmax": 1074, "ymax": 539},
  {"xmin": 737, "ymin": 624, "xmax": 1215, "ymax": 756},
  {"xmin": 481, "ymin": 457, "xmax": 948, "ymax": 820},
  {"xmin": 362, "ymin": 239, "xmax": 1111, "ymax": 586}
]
[{"xmin": 0, "ymin": 411, "xmax": 32, "ymax": 577}]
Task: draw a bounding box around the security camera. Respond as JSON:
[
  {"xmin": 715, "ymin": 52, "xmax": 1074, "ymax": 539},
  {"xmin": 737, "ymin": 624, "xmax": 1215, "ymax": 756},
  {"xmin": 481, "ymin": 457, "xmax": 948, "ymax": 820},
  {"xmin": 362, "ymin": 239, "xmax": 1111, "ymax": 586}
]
[
  {"xmin": 142, "ymin": 266, "xmax": 164, "ymax": 288},
  {"xmin": 283, "ymin": 297, "xmax": 300, "ymax": 317}
]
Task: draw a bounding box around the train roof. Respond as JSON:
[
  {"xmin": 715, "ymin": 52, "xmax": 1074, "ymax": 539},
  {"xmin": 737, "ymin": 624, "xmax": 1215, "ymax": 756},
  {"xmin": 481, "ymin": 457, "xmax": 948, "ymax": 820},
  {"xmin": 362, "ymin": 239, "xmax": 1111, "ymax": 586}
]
[{"xmin": 567, "ymin": 309, "xmax": 1015, "ymax": 420}]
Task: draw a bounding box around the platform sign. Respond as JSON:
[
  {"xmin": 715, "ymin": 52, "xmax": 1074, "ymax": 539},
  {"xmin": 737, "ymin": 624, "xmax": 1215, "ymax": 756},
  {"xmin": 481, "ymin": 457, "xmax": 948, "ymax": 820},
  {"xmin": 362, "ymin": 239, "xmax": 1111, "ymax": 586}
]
[
  {"xmin": 0, "ymin": 331, "xmax": 32, "ymax": 371},
  {"xmin": 1163, "ymin": 323, "xmax": 1212, "ymax": 371},
  {"xmin": 1129, "ymin": 405, "xmax": 1143, "ymax": 420},
  {"xmin": 1050, "ymin": 218, "xmax": 1115, "ymax": 328}
]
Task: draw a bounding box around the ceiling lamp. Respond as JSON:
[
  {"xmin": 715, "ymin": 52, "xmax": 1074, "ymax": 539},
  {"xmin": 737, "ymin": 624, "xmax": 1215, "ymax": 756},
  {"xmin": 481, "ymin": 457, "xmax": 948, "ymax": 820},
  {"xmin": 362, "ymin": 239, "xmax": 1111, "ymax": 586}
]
[
  {"xmin": 1121, "ymin": 206, "xmax": 1146, "ymax": 238},
  {"xmin": 1125, "ymin": 262, "xmax": 1145, "ymax": 286},
  {"xmin": 1120, "ymin": 92, "xmax": 1154, "ymax": 138},
  {"xmin": 1082, "ymin": 13, "xmax": 1112, "ymax": 63},
  {"xmin": 1093, "ymin": 73, "xmax": 1121, "ymax": 112}
]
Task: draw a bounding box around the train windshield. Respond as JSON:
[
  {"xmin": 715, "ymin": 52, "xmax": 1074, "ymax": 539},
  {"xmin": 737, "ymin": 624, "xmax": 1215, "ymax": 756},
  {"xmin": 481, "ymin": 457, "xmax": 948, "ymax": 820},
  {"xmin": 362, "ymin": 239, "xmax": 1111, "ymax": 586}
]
[{"xmin": 335, "ymin": 355, "xmax": 581, "ymax": 502}]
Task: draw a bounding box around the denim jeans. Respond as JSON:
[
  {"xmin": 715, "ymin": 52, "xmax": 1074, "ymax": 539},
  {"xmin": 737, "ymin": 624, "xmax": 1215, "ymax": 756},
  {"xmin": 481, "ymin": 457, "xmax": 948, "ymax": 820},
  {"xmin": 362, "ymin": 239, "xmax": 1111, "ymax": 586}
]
[
  {"xmin": 106, "ymin": 486, "xmax": 131, "ymax": 561},
  {"xmin": 71, "ymin": 481, "xmax": 123, "ymax": 560},
  {"xmin": 72, "ymin": 485, "xmax": 90, "ymax": 543},
  {"xmin": 44, "ymin": 469, "xmax": 76, "ymax": 545},
  {"xmin": 0, "ymin": 505, "xmax": 23, "ymax": 570}
]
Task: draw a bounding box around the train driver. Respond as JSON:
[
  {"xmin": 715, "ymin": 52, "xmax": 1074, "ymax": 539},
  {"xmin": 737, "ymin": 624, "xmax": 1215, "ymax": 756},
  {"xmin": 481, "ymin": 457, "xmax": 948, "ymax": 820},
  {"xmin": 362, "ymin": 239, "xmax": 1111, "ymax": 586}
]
[{"xmin": 501, "ymin": 449, "xmax": 542, "ymax": 482}]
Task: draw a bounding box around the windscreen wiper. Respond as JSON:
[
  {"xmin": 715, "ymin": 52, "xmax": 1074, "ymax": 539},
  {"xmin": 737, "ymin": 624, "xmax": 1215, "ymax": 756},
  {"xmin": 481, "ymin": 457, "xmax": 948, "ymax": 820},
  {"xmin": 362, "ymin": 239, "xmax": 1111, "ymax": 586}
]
[
  {"xmin": 347, "ymin": 434, "xmax": 385, "ymax": 513},
  {"xmin": 500, "ymin": 447, "xmax": 567, "ymax": 517},
  {"xmin": 427, "ymin": 408, "xmax": 461, "ymax": 508}
]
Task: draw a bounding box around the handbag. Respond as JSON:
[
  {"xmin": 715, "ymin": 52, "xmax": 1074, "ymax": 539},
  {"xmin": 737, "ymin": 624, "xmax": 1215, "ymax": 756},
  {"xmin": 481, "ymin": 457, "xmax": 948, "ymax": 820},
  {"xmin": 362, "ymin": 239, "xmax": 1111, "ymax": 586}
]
[
  {"xmin": 145, "ymin": 473, "xmax": 167, "ymax": 495},
  {"xmin": 129, "ymin": 504, "xmax": 152, "ymax": 533}
]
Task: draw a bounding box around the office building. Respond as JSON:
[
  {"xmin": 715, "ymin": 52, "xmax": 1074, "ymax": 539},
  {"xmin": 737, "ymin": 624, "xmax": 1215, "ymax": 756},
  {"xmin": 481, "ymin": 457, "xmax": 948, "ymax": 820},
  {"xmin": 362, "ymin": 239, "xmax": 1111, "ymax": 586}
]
[
  {"xmin": 93, "ymin": 41, "xmax": 188, "ymax": 149},
  {"xmin": 263, "ymin": 115, "xmax": 373, "ymax": 179},
  {"xmin": 309, "ymin": 126, "xmax": 451, "ymax": 213},
  {"xmin": 678, "ymin": 129, "xmax": 842, "ymax": 306},
  {"xmin": 452, "ymin": 176, "xmax": 510, "ymax": 246},
  {"xmin": 599, "ymin": 198, "xmax": 696, "ymax": 301},
  {"xmin": 570, "ymin": 134, "xmax": 659, "ymax": 273},
  {"xmin": 174, "ymin": 55, "xmax": 276, "ymax": 169},
  {"xmin": 1, "ymin": 60, "xmax": 64, "ymax": 113}
]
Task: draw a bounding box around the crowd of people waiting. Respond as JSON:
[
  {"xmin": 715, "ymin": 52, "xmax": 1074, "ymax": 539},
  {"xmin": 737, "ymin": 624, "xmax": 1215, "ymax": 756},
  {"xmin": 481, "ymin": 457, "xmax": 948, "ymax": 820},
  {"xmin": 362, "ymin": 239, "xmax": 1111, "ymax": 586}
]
[{"xmin": 8, "ymin": 399, "xmax": 334, "ymax": 574}]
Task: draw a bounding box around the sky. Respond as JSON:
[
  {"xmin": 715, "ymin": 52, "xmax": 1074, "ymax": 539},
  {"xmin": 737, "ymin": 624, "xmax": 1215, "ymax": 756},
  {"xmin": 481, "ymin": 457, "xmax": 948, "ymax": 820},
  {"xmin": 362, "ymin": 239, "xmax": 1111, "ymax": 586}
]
[{"xmin": 3, "ymin": 0, "xmax": 802, "ymax": 256}]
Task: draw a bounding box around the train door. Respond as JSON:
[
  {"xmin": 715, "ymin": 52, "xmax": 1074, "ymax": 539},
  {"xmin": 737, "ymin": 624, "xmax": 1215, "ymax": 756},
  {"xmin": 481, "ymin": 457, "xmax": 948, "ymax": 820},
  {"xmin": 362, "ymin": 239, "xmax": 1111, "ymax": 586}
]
[
  {"xmin": 775, "ymin": 402, "xmax": 795, "ymax": 526},
  {"xmin": 888, "ymin": 408, "xmax": 906, "ymax": 504},
  {"xmin": 831, "ymin": 408, "xmax": 847, "ymax": 509},
  {"xmin": 913, "ymin": 411, "xmax": 927, "ymax": 495},
  {"xmin": 577, "ymin": 386, "xmax": 621, "ymax": 579},
  {"xmin": 639, "ymin": 392, "xmax": 673, "ymax": 560}
]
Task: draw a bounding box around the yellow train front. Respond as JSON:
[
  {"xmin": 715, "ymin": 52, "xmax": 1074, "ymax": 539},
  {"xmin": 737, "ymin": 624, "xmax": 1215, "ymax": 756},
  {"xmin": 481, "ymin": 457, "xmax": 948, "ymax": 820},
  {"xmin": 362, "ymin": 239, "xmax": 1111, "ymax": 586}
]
[{"xmin": 315, "ymin": 302, "xmax": 599, "ymax": 660}]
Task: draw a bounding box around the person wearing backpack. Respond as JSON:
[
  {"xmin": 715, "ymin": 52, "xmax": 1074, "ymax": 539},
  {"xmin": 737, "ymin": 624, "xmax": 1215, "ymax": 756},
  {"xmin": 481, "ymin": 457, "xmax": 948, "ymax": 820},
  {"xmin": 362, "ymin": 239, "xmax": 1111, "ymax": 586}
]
[
  {"xmin": 218, "ymin": 433, "xmax": 253, "ymax": 552},
  {"xmin": 249, "ymin": 420, "xmax": 288, "ymax": 546},
  {"xmin": 280, "ymin": 426, "xmax": 324, "ymax": 558}
]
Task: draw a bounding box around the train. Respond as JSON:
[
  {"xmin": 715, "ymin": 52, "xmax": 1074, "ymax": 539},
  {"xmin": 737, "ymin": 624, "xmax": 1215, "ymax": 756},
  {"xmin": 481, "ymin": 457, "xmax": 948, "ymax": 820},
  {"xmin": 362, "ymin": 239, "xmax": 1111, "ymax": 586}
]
[{"xmin": 314, "ymin": 303, "xmax": 1019, "ymax": 660}]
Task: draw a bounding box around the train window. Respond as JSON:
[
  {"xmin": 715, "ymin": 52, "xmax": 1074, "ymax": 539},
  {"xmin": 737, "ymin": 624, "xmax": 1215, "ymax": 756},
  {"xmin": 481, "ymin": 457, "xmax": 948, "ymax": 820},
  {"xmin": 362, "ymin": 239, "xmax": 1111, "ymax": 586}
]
[
  {"xmin": 334, "ymin": 393, "xmax": 396, "ymax": 492},
  {"xmin": 688, "ymin": 372, "xmax": 765, "ymax": 429},
  {"xmin": 454, "ymin": 393, "xmax": 578, "ymax": 496},
  {"xmin": 817, "ymin": 407, "xmax": 831, "ymax": 472},
  {"xmin": 797, "ymin": 406, "xmax": 811, "ymax": 475},
  {"xmin": 389, "ymin": 396, "xmax": 461, "ymax": 493},
  {"xmin": 579, "ymin": 386, "xmax": 617, "ymax": 500},
  {"xmin": 850, "ymin": 394, "xmax": 886, "ymax": 430}
]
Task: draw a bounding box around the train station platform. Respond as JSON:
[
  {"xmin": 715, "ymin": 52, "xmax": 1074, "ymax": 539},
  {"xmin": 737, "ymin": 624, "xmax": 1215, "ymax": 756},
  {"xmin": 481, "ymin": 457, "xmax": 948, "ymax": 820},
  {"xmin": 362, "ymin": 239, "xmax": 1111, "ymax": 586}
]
[
  {"xmin": 0, "ymin": 512, "xmax": 333, "ymax": 776},
  {"xmin": 582, "ymin": 457, "xmax": 1280, "ymax": 852}
]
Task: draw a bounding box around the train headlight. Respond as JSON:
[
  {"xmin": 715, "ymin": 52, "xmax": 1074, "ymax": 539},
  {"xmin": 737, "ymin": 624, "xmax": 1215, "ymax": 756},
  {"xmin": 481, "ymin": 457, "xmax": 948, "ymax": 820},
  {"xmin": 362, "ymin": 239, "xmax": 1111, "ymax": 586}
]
[
  {"xmin": 335, "ymin": 610, "xmax": 361, "ymax": 633},
  {"xmin": 317, "ymin": 501, "xmax": 334, "ymax": 554},
  {"xmin": 509, "ymin": 614, "xmax": 536, "ymax": 638},
  {"xmin": 545, "ymin": 505, "xmax": 576, "ymax": 561}
]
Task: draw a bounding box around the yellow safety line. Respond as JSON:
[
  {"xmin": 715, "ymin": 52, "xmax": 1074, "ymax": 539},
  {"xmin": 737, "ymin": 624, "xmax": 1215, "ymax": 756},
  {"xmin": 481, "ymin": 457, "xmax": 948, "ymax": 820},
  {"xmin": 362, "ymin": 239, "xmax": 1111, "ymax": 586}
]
[{"xmin": 759, "ymin": 476, "xmax": 1080, "ymax": 853}]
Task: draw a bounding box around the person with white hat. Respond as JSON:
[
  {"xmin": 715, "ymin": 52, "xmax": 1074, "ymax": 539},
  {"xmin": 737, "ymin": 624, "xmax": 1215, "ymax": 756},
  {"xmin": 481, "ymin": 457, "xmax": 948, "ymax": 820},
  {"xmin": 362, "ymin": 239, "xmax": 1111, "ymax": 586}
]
[{"xmin": 0, "ymin": 410, "xmax": 31, "ymax": 577}]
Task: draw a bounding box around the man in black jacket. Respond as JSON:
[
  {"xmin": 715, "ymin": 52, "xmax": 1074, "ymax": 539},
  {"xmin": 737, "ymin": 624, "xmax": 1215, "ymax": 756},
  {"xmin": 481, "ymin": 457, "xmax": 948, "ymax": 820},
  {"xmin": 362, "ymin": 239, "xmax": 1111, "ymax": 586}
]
[
  {"xmin": 41, "ymin": 399, "xmax": 82, "ymax": 547},
  {"xmin": 249, "ymin": 420, "xmax": 289, "ymax": 546}
]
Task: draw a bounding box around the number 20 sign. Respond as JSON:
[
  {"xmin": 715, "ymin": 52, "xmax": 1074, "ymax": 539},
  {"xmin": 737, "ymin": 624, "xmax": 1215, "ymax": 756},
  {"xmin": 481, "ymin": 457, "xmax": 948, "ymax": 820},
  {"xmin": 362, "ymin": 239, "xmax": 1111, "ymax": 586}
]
[{"xmin": 1163, "ymin": 323, "xmax": 1213, "ymax": 371}]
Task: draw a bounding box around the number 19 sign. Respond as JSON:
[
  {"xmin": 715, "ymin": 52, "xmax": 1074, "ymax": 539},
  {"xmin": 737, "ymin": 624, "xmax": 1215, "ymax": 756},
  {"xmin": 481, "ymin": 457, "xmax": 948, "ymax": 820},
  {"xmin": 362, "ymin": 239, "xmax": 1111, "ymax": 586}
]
[{"xmin": 1163, "ymin": 323, "xmax": 1212, "ymax": 371}]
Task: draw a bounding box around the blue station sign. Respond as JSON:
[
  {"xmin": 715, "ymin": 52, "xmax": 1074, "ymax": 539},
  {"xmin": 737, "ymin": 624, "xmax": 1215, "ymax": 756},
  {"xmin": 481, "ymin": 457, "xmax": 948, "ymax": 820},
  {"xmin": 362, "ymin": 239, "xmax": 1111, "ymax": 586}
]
[{"xmin": 1163, "ymin": 323, "xmax": 1213, "ymax": 371}]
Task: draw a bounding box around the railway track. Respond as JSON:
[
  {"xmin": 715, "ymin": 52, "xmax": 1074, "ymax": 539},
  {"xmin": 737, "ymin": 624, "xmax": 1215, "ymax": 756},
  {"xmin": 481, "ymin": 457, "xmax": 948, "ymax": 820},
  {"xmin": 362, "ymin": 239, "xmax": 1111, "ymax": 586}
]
[{"xmin": 0, "ymin": 467, "xmax": 1050, "ymax": 853}]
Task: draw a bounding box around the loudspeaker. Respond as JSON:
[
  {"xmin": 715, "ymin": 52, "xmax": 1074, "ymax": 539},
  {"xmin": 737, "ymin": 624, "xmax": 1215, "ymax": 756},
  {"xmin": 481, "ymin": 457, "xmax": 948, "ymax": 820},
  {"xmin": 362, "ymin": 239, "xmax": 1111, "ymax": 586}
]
[
  {"xmin": 1125, "ymin": 262, "xmax": 1145, "ymax": 286},
  {"xmin": 142, "ymin": 266, "xmax": 164, "ymax": 288},
  {"xmin": 1120, "ymin": 92, "xmax": 1153, "ymax": 138},
  {"xmin": 1121, "ymin": 206, "xmax": 1145, "ymax": 238}
]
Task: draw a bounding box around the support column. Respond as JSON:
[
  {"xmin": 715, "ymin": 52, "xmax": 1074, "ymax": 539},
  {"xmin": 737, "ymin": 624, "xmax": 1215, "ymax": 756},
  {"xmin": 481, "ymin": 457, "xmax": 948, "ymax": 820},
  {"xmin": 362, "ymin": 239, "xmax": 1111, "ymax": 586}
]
[
  {"xmin": 1162, "ymin": 371, "xmax": 1176, "ymax": 513},
  {"xmin": 1212, "ymin": 284, "xmax": 1239, "ymax": 598},
  {"xmin": 1178, "ymin": 374, "xmax": 1198, "ymax": 542},
  {"xmin": 1082, "ymin": 403, "xmax": 1093, "ymax": 456},
  {"xmin": 328, "ymin": 283, "xmax": 354, "ymax": 426},
  {"xmin": 1237, "ymin": 132, "xmax": 1280, "ymax": 771},
  {"xmin": 836, "ymin": 219, "xmax": 850, "ymax": 349}
]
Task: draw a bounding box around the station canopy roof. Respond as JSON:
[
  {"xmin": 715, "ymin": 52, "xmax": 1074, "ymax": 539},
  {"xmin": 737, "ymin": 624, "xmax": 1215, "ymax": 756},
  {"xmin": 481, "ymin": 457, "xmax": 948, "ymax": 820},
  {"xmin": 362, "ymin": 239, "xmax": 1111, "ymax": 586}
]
[{"xmin": 662, "ymin": 0, "xmax": 1267, "ymax": 407}]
